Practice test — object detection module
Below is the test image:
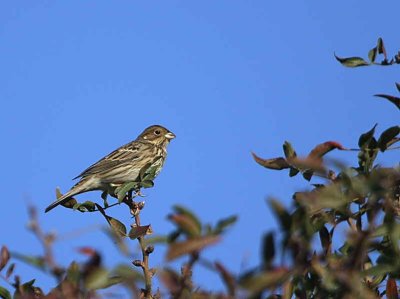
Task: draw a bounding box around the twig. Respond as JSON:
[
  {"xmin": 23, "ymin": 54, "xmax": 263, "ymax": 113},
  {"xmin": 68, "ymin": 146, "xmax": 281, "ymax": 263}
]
[
  {"xmin": 27, "ymin": 206, "xmax": 64, "ymax": 280},
  {"xmin": 123, "ymin": 193, "xmax": 153, "ymax": 298}
]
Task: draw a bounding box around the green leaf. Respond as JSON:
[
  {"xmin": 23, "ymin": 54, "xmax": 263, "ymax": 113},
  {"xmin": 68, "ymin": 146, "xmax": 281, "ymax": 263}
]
[
  {"xmin": 334, "ymin": 54, "xmax": 369, "ymax": 67},
  {"xmin": 85, "ymin": 268, "xmax": 109, "ymax": 290},
  {"xmin": 0, "ymin": 287, "xmax": 11, "ymax": 299},
  {"xmin": 116, "ymin": 182, "xmax": 139, "ymax": 202},
  {"xmin": 377, "ymin": 37, "xmax": 386, "ymax": 58},
  {"xmin": 262, "ymin": 232, "xmax": 275, "ymax": 267},
  {"xmin": 289, "ymin": 167, "xmax": 299, "ymax": 177},
  {"xmin": 302, "ymin": 170, "xmax": 313, "ymax": 181},
  {"xmin": 214, "ymin": 215, "xmax": 238, "ymax": 235},
  {"xmin": 377, "ymin": 126, "xmax": 400, "ymax": 151},
  {"xmin": 112, "ymin": 264, "xmax": 143, "ymax": 282},
  {"xmin": 375, "ymin": 94, "xmax": 400, "ymax": 110},
  {"xmin": 109, "ymin": 218, "xmax": 127, "ymax": 237},
  {"xmin": 140, "ymin": 180, "xmax": 154, "ymax": 188},
  {"xmin": 73, "ymin": 201, "xmax": 96, "ymax": 212},
  {"xmin": 368, "ymin": 47, "xmax": 377, "ymax": 63},
  {"xmin": 66, "ymin": 261, "xmax": 80, "ymax": 285},
  {"xmin": 283, "ymin": 141, "xmax": 297, "ymax": 158},
  {"xmin": 166, "ymin": 235, "xmax": 220, "ymax": 261},
  {"xmin": 11, "ymin": 253, "xmax": 46, "ymax": 270},
  {"xmin": 358, "ymin": 124, "xmax": 377, "ymax": 148}
]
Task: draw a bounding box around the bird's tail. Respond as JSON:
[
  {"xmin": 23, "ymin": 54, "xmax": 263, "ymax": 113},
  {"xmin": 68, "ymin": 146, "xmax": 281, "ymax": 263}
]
[{"xmin": 45, "ymin": 178, "xmax": 94, "ymax": 213}]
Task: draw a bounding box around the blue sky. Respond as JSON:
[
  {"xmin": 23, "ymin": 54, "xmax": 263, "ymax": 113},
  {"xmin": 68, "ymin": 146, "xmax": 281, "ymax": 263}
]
[{"xmin": 1, "ymin": 1, "xmax": 399, "ymax": 294}]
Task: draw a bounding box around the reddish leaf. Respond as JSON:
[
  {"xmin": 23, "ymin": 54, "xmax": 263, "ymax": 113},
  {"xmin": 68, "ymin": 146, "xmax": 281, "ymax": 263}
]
[
  {"xmin": 252, "ymin": 153, "xmax": 290, "ymax": 170},
  {"xmin": 386, "ymin": 278, "xmax": 398, "ymax": 299},
  {"xmin": 308, "ymin": 141, "xmax": 345, "ymax": 159},
  {"xmin": 375, "ymin": 94, "xmax": 400, "ymax": 110},
  {"xmin": 215, "ymin": 262, "xmax": 236, "ymax": 296},
  {"xmin": 128, "ymin": 225, "xmax": 152, "ymax": 239},
  {"xmin": 0, "ymin": 246, "xmax": 10, "ymax": 271},
  {"xmin": 168, "ymin": 214, "xmax": 201, "ymax": 237},
  {"xmin": 166, "ymin": 235, "xmax": 220, "ymax": 261}
]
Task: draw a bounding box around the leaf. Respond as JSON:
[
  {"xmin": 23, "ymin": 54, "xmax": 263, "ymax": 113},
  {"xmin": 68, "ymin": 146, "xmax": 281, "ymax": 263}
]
[
  {"xmin": 289, "ymin": 167, "xmax": 299, "ymax": 177},
  {"xmin": 5, "ymin": 263, "xmax": 15, "ymax": 279},
  {"xmin": 11, "ymin": 253, "xmax": 45, "ymax": 270},
  {"xmin": 358, "ymin": 124, "xmax": 377, "ymax": 148},
  {"xmin": 240, "ymin": 268, "xmax": 289, "ymax": 294},
  {"xmin": 386, "ymin": 278, "xmax": 398, "ymax": 299},
  {"xmin": 252, "ymin": 153, "xmax": 290, "ymax": 170},
  {"xmin": 375, "ymin": 94, "xmax": 400, "ymax": 110},
  {"xmin": 112, "ymin": 264, "xmax": 143, "ymax": 282},
  {"xmin": 319, "ymin": 226, "xmax": 331, "ymax": 254},
  {"xmin": 73, "ymin": 201, "xmax": 96, "ymax": 212},
  {"xmin": 215, "ymin": 262, "xmax": 236, "ymax": 296},
  {"xmin": 214, "ymin": 215, "xmax": 238, "ymax": 234},
  {"xmin": 66, "ymin": 261, "xmax": 80, "ymax": 285},
  {"xmin": 0, "ymin": 246, "xmax": 10, "ymax": 271},
  {"xmin": 308, "ymin": 141, "xmax": 345, "ymax": 159},
  {"xmin": 368, "ymin": 47, "xmax": 377, "ymax": 63},
  {"xmin": 334, "ymin": 54, "xmax": 369, "ymax": 67},
  {"xmin": 377, "ymin": 126, "xmax": 400, "ymax": 151},
  {"xmin": 283, "ymin": 141, "xmax": 297, "ymax": 158},
  {"xmin": 85, "ymin": 268, "xmax": 109, "ymax": 290},
  {"xmin": 116, "ymin": 181, "xmax": 139, "ymax": 202},
  {"xmin": 377, "ymin": 37, "xmax": 387, "ymax": 60},
  {"xmin": 109, "ymin": 218, "xmax": 127, "ymax": 237},
  {"xmin": 172, "ymin": 205, "xmax": 202, "ymax": 235},
  {"xmin": 166, "ymin": 235, "xmax": 220, "ymax": 261},
  {"xmin": 128, "ymin": 225, "xmax": 151, "ymax": 239},
  {"xmin": 268, "ymin": 199, "xmax": 291, "ymax": 232},
  {"xmin": 396, "ymin": 82, "xmax": 400, "ymax": 93},
  {"xmin": 262, "ymin": 232, "xmax": 275, "ymax": 267},
  {"xmin": 302, "ymin": 170, "xmax": 314, "ymax": 181},
  {"xmin": 140, "ymin": 180, "xmax": 154, "ymax": 188},
  {"xmin": 0, "ymin": 287, "xmax": 11, "ymax": 299},
  {"xmin": 168, "ymin": 214, "xmax": 201, "ymax": 237}
]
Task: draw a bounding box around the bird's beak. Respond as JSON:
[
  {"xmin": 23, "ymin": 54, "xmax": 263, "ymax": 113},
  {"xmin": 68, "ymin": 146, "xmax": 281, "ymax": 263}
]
[{"xmin": 165, "ymin": 132, "xmax": 176, "ymax": 140}]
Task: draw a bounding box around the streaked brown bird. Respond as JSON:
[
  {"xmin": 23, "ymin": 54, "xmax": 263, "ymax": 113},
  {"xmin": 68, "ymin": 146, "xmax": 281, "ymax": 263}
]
[{"xmin": 45, "ymin": 125, "xmax": 175, "ymax": 213}]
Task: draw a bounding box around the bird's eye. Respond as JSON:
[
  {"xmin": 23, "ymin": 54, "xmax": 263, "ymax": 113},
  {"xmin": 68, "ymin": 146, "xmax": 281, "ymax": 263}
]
[{"xmin": 154, "ymin": 130, "xmax": 161, "ymax": 135}]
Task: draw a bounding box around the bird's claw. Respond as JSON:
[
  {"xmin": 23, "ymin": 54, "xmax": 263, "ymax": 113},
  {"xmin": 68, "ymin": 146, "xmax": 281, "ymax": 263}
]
[{"xmin": 135, "ymin": 190, "xmax": 146, "ymax": 197}]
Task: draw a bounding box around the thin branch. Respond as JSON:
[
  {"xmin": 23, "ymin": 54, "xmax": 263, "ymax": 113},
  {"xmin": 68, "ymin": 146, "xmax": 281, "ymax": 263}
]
[
  {"xmin": 123, "ymin": 194, "xmax": 153, "ymax": 298},
  {"xmin": 27, "ymin": 206, "xmax": 64, "ymax": 280}
]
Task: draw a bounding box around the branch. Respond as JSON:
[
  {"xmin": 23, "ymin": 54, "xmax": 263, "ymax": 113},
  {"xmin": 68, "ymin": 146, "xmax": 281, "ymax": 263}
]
[{"xmin": 123, "ymin": 193, "xmax": 154, "ymax": 298}]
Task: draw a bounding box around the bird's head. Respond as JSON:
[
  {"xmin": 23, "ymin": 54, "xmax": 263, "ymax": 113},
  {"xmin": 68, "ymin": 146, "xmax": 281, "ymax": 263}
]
[{"xmin": 138, "ymin": 125, "xmax": 176, "ymax": 146}]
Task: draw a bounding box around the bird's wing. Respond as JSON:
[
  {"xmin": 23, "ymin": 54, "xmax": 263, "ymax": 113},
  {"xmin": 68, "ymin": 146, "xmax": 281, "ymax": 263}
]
[{"xmin": 73, "ymin": 141, "xmax": 145, "ymax": 179}]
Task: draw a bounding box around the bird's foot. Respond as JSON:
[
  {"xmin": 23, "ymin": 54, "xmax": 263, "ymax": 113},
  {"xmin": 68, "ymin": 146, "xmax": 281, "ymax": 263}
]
[{"xmin": 134, "ymin": 189, "xmax": 146, "ymax": 197}]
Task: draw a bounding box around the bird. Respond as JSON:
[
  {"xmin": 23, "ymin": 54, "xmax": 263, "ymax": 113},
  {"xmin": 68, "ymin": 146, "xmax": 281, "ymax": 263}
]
[{"xmin": 45, "ymin": 125, "xmax": 176, "ymax": 213}]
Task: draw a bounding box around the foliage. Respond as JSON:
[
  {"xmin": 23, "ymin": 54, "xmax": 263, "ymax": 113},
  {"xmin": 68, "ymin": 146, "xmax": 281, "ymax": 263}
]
[{"xmin": 0, "ymin": 38, "xmax": 399, "ymax": 298}]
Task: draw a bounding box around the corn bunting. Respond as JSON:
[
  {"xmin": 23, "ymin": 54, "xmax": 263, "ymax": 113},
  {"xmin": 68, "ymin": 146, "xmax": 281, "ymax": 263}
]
[{"xmin": 45, "ymin": 125, "xmax": 175, "ymax": 212}]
